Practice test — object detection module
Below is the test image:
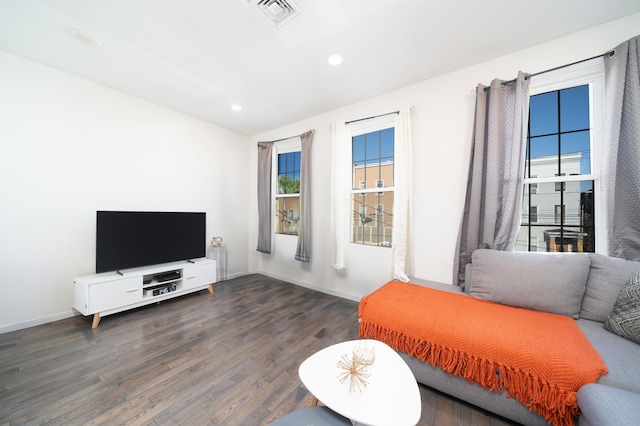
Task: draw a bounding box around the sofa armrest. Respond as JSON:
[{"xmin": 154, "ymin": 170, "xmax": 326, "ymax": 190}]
[{"xmin": 578, "ymin": 384, "xmax": 640, "ymax": 426}]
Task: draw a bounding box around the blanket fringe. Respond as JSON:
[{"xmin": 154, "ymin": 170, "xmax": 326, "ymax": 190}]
[{"xmin": 360, "ymin": 321, "xmax": 580, "ymax": 426}]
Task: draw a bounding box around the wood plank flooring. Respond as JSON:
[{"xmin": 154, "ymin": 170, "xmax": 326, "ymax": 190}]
[{"xmin": 0, "ymin": 274, "xmax": 518, "ymax": 426}]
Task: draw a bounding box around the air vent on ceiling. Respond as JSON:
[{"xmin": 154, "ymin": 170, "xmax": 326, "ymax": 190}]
[{"xmin": 249, "ymin": 0, "xmax": 301, "ymax": 28}]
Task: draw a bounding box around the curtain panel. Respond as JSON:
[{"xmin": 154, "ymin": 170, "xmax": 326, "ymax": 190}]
[
  {"xmin": 331, "ymin": 120, "xmax": 351, "ymax": 269},
  {"xmin": 295, "ymin": 130, "xmax": 314, "ymax": 262},
  {"xmin": 256, "ymin": 142, "xmax": 273, "ymax": 254},
  {"xmin": 453, "ymin": 72, "xmax": 530, "ymax": 288},
  {"xmin": 603, "ymin": 35, "xmax": 640, "ymax": 261},
  {"xmin": 392, "ymin": 106, "xmax": 414, "ymax": 281}
]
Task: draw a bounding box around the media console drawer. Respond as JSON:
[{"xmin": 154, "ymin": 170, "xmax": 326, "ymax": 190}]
[
  {"xmin": 183, "ymin": 262, "xmax": 217, "ymax": 290},
  {"xmin": 90, "ymin": 277, "xmax": 142, "ymax": 312}
]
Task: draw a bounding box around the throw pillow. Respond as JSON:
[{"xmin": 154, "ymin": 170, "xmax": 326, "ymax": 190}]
[
  {"xmin": 468, "ymin": 249, "xmax": 590, "ymax": 318},
  {"xmin": 604, "ymin": 272, "xmax": 640, "ymax": 345}
]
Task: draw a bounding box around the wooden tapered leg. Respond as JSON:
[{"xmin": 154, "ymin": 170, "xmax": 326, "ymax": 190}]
[
  {"xmin": 91, "ymin": 313, "xmax": 101, "ymax": 329},
  {"xmin": 208, "ymin": 284, "xmax": 214, "ymax": 294},
  {"xmin": 311, "ymin": 396, "xmax": 318, "ymax": 406}
]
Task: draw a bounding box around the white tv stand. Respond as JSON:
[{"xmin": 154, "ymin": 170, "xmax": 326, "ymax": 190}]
[{"xmin": 73, "ymin": 258, "xmax": 216, "ymax": 328}]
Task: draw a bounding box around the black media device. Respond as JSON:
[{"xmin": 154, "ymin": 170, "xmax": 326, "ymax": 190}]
[{"xmin": 96, "ymin": 211, "xmax": 206, "ymax": 274}]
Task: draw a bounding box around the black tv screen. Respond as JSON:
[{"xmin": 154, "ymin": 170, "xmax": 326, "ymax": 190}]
[{"xmin": 96, "ymin": 211, "xmax": 206, "ymax": 273}]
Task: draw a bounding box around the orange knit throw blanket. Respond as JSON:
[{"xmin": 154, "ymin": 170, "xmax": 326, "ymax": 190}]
[{"xmin": 359, "ymin": 281, "xmax": 608, "ymax": 426}]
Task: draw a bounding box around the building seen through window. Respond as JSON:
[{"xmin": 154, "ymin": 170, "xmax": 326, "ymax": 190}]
[
  {"xmin": 352, "ymin": 127, "xmax": 394, "ymax": 246},
  {"xmin": 275, "ymin": 151, "xmax": 300, "ymax": 235},
  {"xmin": 517, "ymin": 84, "xmax": 595, "ymax": 252}
]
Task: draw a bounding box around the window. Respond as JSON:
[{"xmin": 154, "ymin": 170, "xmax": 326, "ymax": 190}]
[
  {"xmin": 351, "ymin": 127, "xmax": 394, "ymax": 246},
  {"xmin": 516, "ymin": 62, "xmax": 603, "ymax": 253},
  {"xmin": 275, "ymin": 146, "xmax": 300, "ymax": 235}
]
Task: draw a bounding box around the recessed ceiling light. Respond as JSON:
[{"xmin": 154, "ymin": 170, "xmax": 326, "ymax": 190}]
[
  {"xmin": 326, "ymin": 54, "xmax": 344, "ymax": 67},
  {"xmin": 231, "ymin": 104, "xmax": 243, "ymax": 111},
  {"xmin": 68, "ymin": 28, "xmax": 102, "ymax": 48}
]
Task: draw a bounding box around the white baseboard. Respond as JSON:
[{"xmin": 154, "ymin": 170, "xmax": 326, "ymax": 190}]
[
  {"xmin": 219, "ymin": 271, "xmax": 251, "ymax": 281},
  {"xmin": 255, "ymin": 271, "xmax": 361, "ymax": 303},
  {"xmin": 0, "ymin": 275, "xmax": 248, "ymax": 335},
  {"xmin": 0, "ymin": 310, "xmax": 77, "ymax": 335},
  {"xmin": 0, "ymin": 271, "xmax": 356, "ymax": 335}
]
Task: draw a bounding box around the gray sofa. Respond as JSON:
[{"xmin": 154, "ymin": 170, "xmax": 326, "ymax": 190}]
[{"xmin": 402, "ymin": 250, "xmax": 640, "ymax": 426}]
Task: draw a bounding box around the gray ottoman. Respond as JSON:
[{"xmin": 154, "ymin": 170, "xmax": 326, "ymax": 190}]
[{"xmin": 270, "ymin": 406, "xmax": 351, "ymax": 425}]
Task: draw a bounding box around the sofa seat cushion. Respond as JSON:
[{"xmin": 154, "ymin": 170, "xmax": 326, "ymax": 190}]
[
  {"xmin": 581, "ymin": 253, "xmax": 640, "ymax": 321},
  {"xmin": 469, "ymin": 249, "xmax": 590, "ymax": 318},
  {"xmin": 577, "ymin": 319, "xmax": 640, "ymax": 394}
]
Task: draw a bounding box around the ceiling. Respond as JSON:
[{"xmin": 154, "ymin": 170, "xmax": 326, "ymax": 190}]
[{"xmin": 2, "ymin": 0, "xmax": 640, "ymax": 136}]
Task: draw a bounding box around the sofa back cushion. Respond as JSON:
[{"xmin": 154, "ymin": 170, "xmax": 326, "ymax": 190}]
[
  {"xmin": 581, "ymin": 253, "xmax": 640, "ymax": 322},
  {"xmin": 469, "ymin": 249, "xmax": 590, "ymax": 318}
]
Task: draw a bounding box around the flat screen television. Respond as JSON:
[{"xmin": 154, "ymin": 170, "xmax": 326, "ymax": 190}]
[{"xmin": 96, "ymin": 211, "xmax": 206, "ymax": 274}]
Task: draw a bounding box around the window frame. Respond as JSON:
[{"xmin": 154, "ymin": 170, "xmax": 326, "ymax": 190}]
[
  {"xmin": 349, "ymin": 115, "xmax": 396, "ymax": 247},
  {"xmin": 521, "ymin": 59, "xmax": 605, "ymax": 253},
  {"xmin": 272, "ymin": 137, "xmax": 301, "ymax": 236}
]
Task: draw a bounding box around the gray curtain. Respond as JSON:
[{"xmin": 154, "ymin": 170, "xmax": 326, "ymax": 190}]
[
  {"xmin": 453, "ymin": 71, "xmax": 530, "ymax": 288},
  {"xmin": 257, "ymin": 141, "xmax": 273, "ymax": 254},
  {"xmin": 603, "ymin": 35, "xmax": 640, "ymax": 261},
  {"xmin": 295, "ymin": 131, "xmax": 314, "ymax": 262}
]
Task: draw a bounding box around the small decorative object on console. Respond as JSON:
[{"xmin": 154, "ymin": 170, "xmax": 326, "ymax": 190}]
[
  {"xmin": 210, "ymin": 236, "xmax": 223, "ymax": 246},
  {"xmin": 337, "ymin": 353, "xmax": 370, "ymax": 392}
]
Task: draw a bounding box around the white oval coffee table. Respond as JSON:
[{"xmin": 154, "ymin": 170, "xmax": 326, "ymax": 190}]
[{"xmin": 298, "ymin": 339, "xmax": 421, "ymax": 426}]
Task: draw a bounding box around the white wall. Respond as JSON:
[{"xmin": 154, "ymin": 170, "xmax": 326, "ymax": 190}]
[
  {"xmin": 248, "ymin": 13, "xmax": 640, "ymax": 302},
  {"xmin": 2, "ymin": 13, "xmax": 638, "ymax": 333},
  {"xmin": 0, "ymin": 52, "xmax": 250, "ymax": 333}
]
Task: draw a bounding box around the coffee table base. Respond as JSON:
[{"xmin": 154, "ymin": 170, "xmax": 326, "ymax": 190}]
[{"xmin": 271, "ymin": 406, "xmax": 351, "ymax": 426}]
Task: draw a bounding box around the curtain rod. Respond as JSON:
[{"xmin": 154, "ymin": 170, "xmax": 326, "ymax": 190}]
[
  {"xmin": 345, "ymin": 110, "xmax": 399, "ymax": 125},
  {"xmin": 258, "ymin": 129, "xmax": 314, "ymax": 145},
  {"xmin": 486, "ymin": 49, "xmax": 616, "ymax": 90}
]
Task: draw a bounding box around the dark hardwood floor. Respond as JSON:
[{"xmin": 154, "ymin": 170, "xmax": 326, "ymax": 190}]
[{"xmin": 0, "ymin": 274, "xmax": 517, "ymax": 426}]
